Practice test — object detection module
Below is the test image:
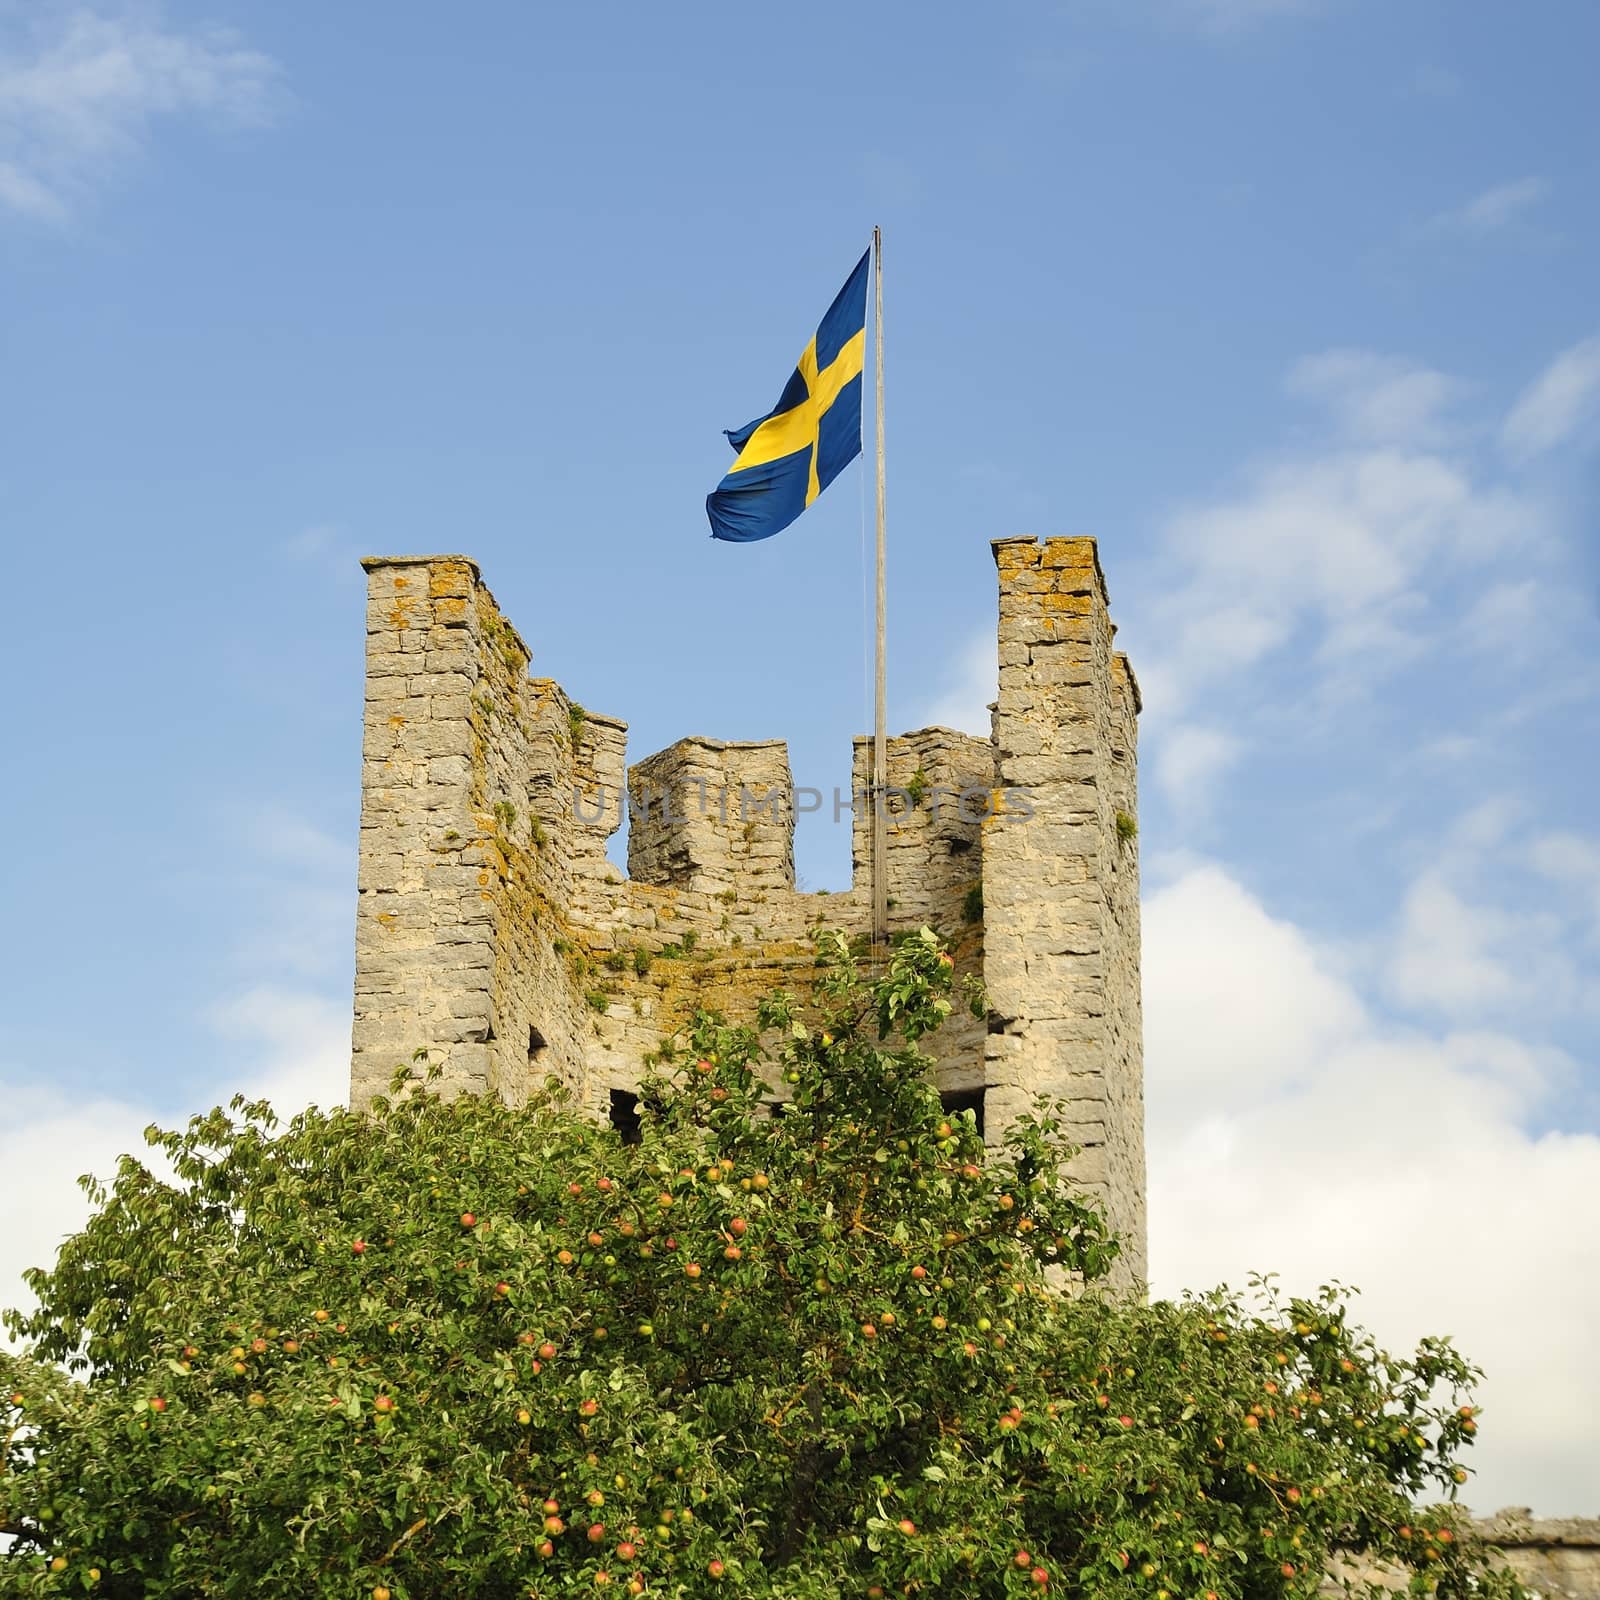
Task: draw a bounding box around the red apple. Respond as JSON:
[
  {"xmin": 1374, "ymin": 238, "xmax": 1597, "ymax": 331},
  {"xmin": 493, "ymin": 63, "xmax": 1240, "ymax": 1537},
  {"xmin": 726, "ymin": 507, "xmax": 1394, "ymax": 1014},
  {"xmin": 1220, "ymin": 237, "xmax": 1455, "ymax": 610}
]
[{"xmin": 460, "ymin": 1212, "xmax": 476, "ymax": 1228}]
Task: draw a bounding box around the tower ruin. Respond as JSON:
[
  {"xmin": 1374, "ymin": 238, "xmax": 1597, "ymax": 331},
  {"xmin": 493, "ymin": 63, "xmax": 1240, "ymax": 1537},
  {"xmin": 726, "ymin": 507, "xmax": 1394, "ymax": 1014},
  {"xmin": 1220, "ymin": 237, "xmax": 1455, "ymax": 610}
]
[{"xmin": 350, "ymin": 537, "xmax": 1146, "ymax": 1285}]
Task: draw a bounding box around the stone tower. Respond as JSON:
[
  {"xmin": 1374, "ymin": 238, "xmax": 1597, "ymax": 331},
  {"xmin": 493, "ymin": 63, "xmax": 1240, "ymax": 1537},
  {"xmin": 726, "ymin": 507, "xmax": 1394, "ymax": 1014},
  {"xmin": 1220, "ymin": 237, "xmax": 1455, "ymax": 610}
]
[{"xmin": 350, "ymin": 537, "xmax": 1146, "ymax": 1285}]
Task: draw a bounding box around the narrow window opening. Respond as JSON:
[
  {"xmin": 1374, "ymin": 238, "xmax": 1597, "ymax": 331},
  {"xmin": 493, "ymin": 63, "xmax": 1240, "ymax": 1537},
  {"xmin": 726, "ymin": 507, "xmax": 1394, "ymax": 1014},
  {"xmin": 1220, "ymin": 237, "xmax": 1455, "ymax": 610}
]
[
  {"xmin": 527, "ymin": 1025, "xmax": 547, "ymax": 1061},
  {"xmin": 609, "ymin": 1089, "xmax": 642, "ymax": 1146},
  {"xmin": 939, "ymin": 1087, "xmax": 986, "ymax": 1140}
]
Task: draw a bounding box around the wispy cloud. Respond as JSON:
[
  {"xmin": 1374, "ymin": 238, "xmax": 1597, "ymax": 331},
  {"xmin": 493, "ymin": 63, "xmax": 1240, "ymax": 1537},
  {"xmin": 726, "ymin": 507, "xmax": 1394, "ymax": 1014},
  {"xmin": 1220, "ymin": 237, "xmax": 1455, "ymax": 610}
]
[
  {"xmin": 1501, "ymin": 334, "xmax": 1600, "ymax": 462},
  {"xmin": 1287, "ymin": 349, "xmax": 1468, "ymax": 447},
  {"xmin": 1427, "ymin": 176, "xmax": 1550, "ymax": 238},
  {"xmin": 917, "ymin": 631, "xmax": 994, "ymax": 739},
  {"xmin": 0, "ymin": 8, "xmax": 280, "ymax": 220},
  {"xmin": 1152, "ymin": 724, "xmax": 1244, "ymax": 816}
]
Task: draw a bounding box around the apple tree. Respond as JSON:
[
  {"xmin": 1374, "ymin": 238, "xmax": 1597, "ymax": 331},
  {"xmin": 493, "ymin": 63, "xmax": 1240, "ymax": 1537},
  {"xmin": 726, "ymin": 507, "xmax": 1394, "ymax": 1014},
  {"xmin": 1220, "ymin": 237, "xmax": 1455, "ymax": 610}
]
[{"xmin": 1, "ymin": 929, "xmax": 1524, "ymax": 1598}]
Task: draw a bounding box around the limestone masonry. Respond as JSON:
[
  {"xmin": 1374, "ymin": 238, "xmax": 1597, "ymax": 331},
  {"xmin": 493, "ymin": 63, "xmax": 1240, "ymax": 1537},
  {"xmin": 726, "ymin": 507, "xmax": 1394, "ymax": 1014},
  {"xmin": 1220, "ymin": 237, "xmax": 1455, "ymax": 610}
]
[{"xmin": 350, "ymin": 537, "xmax": 1147, "ymax": 1286}]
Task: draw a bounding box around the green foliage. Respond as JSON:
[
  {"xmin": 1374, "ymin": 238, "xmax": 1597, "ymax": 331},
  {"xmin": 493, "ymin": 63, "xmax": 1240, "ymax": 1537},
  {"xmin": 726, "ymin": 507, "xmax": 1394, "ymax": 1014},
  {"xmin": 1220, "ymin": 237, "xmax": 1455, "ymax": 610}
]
[
  {"xmin": 568, "ymin": 703, "xmax": 587, "ymax": 750},
  {"xmin": 658, "ymin": 930, "xmax": 700, "ymax": 962},
  {"xmin": 1115, "ymin": 810, "xmax": 1138, "ymax": 846},
  {"xmin": 962, "ymin": 883, "xmax": 984, "ymax": 926},
  {"xmin": 632, "ymin": 949, "xmax": 653, "ymax": 979},
  {"xmin": 604, "ymin": 951, "xmax": 629, "ymax": 974},
  {"xmin": 585, "ymin": 990, "xmax": 612, "ymax": 1014},
  {"xmin": 906, "ymin": 768, "xmax": 930, "ymax": 808},
  {"xmin": 0, "ymin": 931, "xmax": 1520, "ymax": 1600},
  {"xmin": 493, "ymin": 800, "xmax": 517, "ymax": 832}
]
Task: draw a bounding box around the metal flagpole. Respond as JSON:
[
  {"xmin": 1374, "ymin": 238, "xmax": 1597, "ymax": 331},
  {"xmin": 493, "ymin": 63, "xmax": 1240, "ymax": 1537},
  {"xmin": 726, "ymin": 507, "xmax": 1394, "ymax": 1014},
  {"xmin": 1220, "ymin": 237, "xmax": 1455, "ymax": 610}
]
[{"xmin": 871, "ymin": 226, "xmax": 889, "ymax": 952}]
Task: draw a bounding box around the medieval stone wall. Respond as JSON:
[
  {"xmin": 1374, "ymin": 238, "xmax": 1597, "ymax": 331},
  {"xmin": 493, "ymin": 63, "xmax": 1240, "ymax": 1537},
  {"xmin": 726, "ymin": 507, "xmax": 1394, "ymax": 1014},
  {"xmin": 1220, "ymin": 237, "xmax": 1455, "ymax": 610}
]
[
  {"xmin": 982, "ymin": 538, "xmax": 1146, "ymax": 1282},
  {"xmin": 1322, "ymin": 1514, "xmax": 1600, "ymax": 1599},
  {"xmin": 351, "ymin": 537, "xmax": 1145, "ymax": 1286}
]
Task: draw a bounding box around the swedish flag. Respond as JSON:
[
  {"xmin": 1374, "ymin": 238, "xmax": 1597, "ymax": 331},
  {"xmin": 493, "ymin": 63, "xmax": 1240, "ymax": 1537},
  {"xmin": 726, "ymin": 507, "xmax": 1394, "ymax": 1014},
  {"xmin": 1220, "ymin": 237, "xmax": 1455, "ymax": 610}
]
[{"xmin": 707, "ymin": 248, "xmax": 871, "ymax": 542}]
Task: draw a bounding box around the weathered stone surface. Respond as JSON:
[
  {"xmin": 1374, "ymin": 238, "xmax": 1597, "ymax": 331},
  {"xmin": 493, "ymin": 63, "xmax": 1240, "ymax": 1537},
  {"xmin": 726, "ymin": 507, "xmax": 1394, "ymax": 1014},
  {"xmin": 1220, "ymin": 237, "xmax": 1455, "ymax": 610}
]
[
  {"xmin": 350, "ymin": 540, "xmax": 1145, "ymax": 1287},
  {"xmin": 1321, "ymin": 1514, "xmax": 1600, "ymax": 1598},
  {"xmin": 982, "ymin": 537, "xmax": 1144, "ymax": 1289}
]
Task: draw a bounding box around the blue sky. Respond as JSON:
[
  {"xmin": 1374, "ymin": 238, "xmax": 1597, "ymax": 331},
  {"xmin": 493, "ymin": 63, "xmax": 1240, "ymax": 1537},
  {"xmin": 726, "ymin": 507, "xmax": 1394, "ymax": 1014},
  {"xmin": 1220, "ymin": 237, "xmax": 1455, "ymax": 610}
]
[{"xmin": 2, "ymin": 0, "xmax": 1597, "ymax": 1514}]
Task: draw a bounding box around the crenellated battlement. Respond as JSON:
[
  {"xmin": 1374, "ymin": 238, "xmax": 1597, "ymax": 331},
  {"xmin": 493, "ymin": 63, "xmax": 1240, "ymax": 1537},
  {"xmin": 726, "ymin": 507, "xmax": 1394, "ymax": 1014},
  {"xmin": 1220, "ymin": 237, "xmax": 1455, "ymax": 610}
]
[{"xmin": 350, "ymin": 537, "xmax": 1146, "ymax": 1285}]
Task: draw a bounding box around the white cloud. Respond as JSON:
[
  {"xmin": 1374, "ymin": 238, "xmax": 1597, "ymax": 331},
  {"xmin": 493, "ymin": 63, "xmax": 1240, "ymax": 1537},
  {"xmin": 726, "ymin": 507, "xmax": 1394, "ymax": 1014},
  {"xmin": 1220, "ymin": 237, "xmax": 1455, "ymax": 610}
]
[
  {"xmin": 1386, "ymin": 871, "xmax": 1523, "ymax": 1013},
  {"xmin": 0, "ymin": 8, "xmax": 279, "ymax": 219},
  {"xmin": 1531, "ymin": 831, "xmax": 1600, "ymax": 938},
  {"xmin": 1428, "ymin": 177, "xmax": 1550, "ymax": 238},
  {"xmin": 1459, "ymin": 578, "xmax": 1542, "ymax": 647},
  {"xmin": 920, "ymin": 631, "xmax": 995, "ymax": 738},
  {"xmin": 1501, "ymin": 335, "xmax": 1600, "ymax": 462},
  {"xmin": 1124, "ymin": 340, "xmax": 1599, "ymax": 1517},
  {"xmin": 1288, "ymin": 350, "xmax": 1466, "ymax": 446},
  {"xmin": 222, "ymin": 808, "xmax": 355, "ymax": 982},
  {"xmin": 0, "ymin": 154, "xmax": 64, "ymax": 217},
  {"xmin": 1146, "ymin": 862, "xmax": 1600, "ymax": 1516},
  {"xmin": 1129, "ymin": 347, "xmax": 1552, "ymax": 726},
  {"xmin": 1, "ymin": 986, "xmax": 347, "ymax": 1343},
  {"xmin": 1144, "ymin": 443, "xmax": 1525, "ymax": 715},
  {"xmin": 1152, "ymin": 723, "xmax": 1244, "ymax": 815}
]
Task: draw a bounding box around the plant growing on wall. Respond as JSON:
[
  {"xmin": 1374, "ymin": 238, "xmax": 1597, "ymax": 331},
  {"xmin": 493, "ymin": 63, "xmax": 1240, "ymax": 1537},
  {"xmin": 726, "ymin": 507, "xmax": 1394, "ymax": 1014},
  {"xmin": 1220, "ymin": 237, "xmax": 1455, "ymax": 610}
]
[{"xmin": 1, "ymin": 932, "xmax": 1521, "ymax": 1599}]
